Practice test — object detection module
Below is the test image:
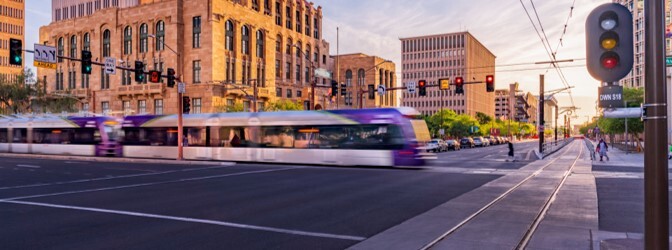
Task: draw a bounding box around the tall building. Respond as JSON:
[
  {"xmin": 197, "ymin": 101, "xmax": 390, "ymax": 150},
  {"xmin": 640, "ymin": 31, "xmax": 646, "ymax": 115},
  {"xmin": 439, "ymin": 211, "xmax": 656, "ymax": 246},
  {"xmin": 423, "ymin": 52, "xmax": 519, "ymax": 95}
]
[
  {"xmin": 0, "ymin": 0, "xmax": 24, "ymax": 81},
  {"xmin": 400, "ymin": 32, "xmax": 496, "ymax": 117},
  {"xmin": 331, "ymin": 53, "xmax": 397, "ymax": 109},
  {"xmin": 613, "ymin": 0, "xmax": 672, "ymax": 88},
  {"xmin": 39, "ymin": 0, "xmax": 330, "ymax": 115},
  {"xmin": 52, "ymin": 0, "xmax": 141, "ymax": 22}
]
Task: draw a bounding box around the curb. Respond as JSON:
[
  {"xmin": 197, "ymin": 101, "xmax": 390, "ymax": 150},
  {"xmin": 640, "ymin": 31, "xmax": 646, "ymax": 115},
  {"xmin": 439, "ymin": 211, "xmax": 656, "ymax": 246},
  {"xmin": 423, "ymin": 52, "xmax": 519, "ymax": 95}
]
[{"xmin": 0, "ymin": 153, "xmax": 235, "ymax": 166}]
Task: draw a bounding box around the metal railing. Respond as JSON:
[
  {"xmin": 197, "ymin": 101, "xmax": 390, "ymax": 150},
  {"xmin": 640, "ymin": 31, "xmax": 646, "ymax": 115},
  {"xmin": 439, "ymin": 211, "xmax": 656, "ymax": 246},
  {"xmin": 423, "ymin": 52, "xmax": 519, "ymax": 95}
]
[{"xmin": 540, "ymin": 137, "xmax": 575, "ymax": 158}]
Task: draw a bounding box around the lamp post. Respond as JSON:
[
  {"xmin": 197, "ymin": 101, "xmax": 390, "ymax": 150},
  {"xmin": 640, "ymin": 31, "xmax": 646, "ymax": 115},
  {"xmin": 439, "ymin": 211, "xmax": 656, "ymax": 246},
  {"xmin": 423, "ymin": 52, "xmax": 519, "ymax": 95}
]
[
  {"xmin": 149, "ymin": 34, "xmax": 183, "ymax": 161},
  {"xmin": 359, "ymin": 60, "xmax": 392, "ymax": 109}
]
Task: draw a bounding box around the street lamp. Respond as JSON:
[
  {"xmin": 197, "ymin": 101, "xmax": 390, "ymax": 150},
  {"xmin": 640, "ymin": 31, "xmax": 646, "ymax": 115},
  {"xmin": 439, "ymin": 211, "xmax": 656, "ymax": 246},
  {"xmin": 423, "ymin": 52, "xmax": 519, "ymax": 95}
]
[
  {"xmin": 148, "ymin": 34, "xmax": 184, "ymax": 161},
  {"xmin": 359, "ymin": 60, "xmax": 392, "ymax": 109}
]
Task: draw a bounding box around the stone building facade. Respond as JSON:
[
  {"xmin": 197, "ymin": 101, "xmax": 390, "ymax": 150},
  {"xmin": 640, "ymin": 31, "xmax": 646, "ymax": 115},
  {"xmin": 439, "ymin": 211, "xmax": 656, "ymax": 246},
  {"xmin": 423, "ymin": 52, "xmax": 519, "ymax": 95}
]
[
  {"xmin": 38, "ymin": 0, "xmax": 330, "ymax": 115},
  {"xmin": 0, "ymin": 0, "xmax": 24, "ymax": 82},
  {"xmin": 331, "ymin": 53, "xmax": 397, "ymax": 109},
  {"xmin": 400, "ymin": 32, "xmax": 496, "ymax": 117}
]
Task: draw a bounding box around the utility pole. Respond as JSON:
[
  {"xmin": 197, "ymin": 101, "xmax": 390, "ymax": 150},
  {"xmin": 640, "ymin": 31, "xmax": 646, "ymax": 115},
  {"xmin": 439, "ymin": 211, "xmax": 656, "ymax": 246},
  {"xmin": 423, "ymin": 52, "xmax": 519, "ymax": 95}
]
[
  {"xmin": 539, "ymin": 74, "xmax": 544, "ymax": 154},
  {"xmin": 644, "ymin": 0, "xmax": 669, "ymax": 248},
  {"xmin": 555, "ymin": 106, "xmax": 558, "ymax": 144}
]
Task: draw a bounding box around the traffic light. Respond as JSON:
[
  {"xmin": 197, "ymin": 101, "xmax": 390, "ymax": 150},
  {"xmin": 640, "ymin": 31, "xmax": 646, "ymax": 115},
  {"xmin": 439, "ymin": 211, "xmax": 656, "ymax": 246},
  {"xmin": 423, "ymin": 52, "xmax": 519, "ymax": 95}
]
[
  {"xmin": 167, "ymin": 68, "xmax": 176, "ymax": 88},
  {"xmin": 149, "ymin": 70, "xmax": 162, "ymax": 83},
  {"xmin": 331, "ymin": 80, "xmax": 338, "ymax": 97},
  {"xmin": 81, "ymin": 50, "xmax": 92, "ymax": 74},
  {"xmin": 585, "ymin": 3, "xmax": 633, "ymax": 82},
  {"xmin": 134, "ymin": 61, "xmax": 145, "ymax": 82},
  {"xmin": 183, "ymin": 96, "xmax": 191, "ymax": 114},
  {"xmin": 340, "ymin": 83, "xmax": 346, "ymax": 97},
  {"xmin": 9, "ymin": 38, "xmax": 22, "ymax": 66},
  {"xmin": 368, "ymin": 84, "xmax": 375, "ymax": 99},
  {"xmin": 485, "ymin": 75, "xmax": 494, "ymax": 92},
  {"xmin": 455, "ymin": 77, "xmax": 464, "ymax": 94},
  {"xmin": 418, "ymin": 80, "xmax": 427, "ymax": 96}
]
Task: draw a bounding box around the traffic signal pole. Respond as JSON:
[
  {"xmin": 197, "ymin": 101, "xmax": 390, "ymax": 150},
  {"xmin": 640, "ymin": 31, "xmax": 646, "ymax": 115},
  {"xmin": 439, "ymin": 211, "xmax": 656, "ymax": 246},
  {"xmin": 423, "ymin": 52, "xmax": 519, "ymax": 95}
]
[
  {"xmin": 538, "ymin": 75, "xmax": 544, "ymax": 154},
  {"xmin": 644, "ymin": 0, "xmax": 669, "ymax": 248}
]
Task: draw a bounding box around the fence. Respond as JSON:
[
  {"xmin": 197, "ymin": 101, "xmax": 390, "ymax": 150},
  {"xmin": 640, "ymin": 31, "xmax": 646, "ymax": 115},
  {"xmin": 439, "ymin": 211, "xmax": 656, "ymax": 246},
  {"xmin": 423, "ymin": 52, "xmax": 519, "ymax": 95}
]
[{"xmin": 540, "ymin": 137, "xmax": 575, "ymax": 159}]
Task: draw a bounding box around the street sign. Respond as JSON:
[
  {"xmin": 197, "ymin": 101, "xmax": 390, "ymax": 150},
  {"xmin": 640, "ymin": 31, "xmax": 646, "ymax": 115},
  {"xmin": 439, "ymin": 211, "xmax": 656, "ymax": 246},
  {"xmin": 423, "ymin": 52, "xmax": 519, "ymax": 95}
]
[
  {"xmin": 439, "ymin": 129, "xmax": 445, "ymax": 135},
  {"xmin": 439, "ymin": 78, "xmax": 450, "ymax": 90},
  {"xmin": 666, "ymin": 56, "xmax": 672, "ymax": 66},
  {"xmin": 598, "ymin": 85, "xmax": 624, "ymax": 108},
  {"xmin": 33, "ymin": 44, "xmax": 57, "ymax": 69},
  {"xmin": 104, "ymin": 57, "xmax": 116, "ymax": 75},
  {"xmin": 603, "ymin": 107, "xmax": 643, "ymax": 118},
  {"xmin": 177, "ymin": 82, "xmax": 186, "ymax": 94},
  {"xmin": 406, "ymin": 82, "xmax": 417, "ymax": 94},
  {"xmin": 470, "ymin": 126, "xmax": 479, "ymax": 133},
  {"xmin": 314, "ymin": 68, "xmax": 332, "ymax": 79},
  {"xmin": 377, "ymin": 85, "xmax": 386, "ymax": 96}
]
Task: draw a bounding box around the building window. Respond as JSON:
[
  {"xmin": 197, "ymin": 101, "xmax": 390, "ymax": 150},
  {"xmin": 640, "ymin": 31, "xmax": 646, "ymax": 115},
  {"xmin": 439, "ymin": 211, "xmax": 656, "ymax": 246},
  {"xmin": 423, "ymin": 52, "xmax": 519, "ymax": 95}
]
[
  {"xmin": 154, "ymin": 99, "xmax": 163, "ymax": 115},
  {"xmin": 100, "ymin": 68, "xmax": 110, "ymax": 89},
  {"xmin": 297, "ymin": 90, "xmax": 302, "ymax": 97},
  {"xmin": 256, "ymin": 30, "xmax": 264, "ymax": 58},
  {"xmin": 156, "ymin": 21, "xmax": 165, "ymax": 51},
  {"xmin": 193, "ymin": 16, "xmax": 201, "ymax": 48},
  {"xmin": 345, "ymin": 70, "xmax": 352, "ymax": 87},
  {"xmin": 285, "ymin": 62, "xmax": 291, "ymax": 79},
  {"xmin": 313, "ymin": 17, "xmax": 319, "ymax": 39},
  {"xmin": 287, "ymin": 89, "xmax": 292, "ymax": 98},
  {"xmin": 243, "ymin": 101, "xmax": 250, "ymax": 112},
  {"xmin": 275, "ymin": 60, "xmax": 281, "ymax": 78},
  {"xmin": 305, "ymin": 14, "xmax": 310, "ymax": 36},
  {"xmin": 123, "ymin": 101, "xmax": 131, "ymax": 115},
  {"xmin": 296, "ymin": 64, "xmax": 301, "ymax": 82},
  {"xmin": 225, "ymin": 20, "xmax": 234, "ymax": 51},
  {"xmin": 81, "ymin": 74, "xmax": 89, "ymax": 88},
  {"xmin": 83, "ymin": 33, "xmax": 90, "ymax": 51},
  {"xmin": 357, "ymin": 69, "xmax": 365, "ymax": 87},
  {"xmin": 193, "ymin": 60, "xmax": 201, "ymax": 83},
  {"xmin": 251, "ymin": 0, "xmax": 259, "ymax": 11},
  {"xmin": 295, "ymin": 42, "xmax": 301, "ymax": 58},
  {"xmin": 82, "ymin": 103, "xmax": 90, "ymax": 112},
  {"xmin": 138, "ymin": 100, "xmax": 146, "ymax": 114},
  {"xmin": 68, "ymin": 70, "xmax": 76, "ymax": 89},
  {"xmin": 305, "ymin": 66, "xmax": 309, "ymax": 83},
  {"xmin": 276, "ymin": 87, "xmax": 282, "ymax": 97},
  {"xmin": 139, "ymin": 23, "xmax": 148, "ymax": 53},
  {"xmin": 275, "ymin": 1, "xmax": 282, "ymax": 25},
  {"xmin": 193, "ymin": 98, "xmax": 202, "ymax": 114},
  {"xmin": 69, "ymin": 35, "xmax": 77, "ymax": 58},
  {"xmin": 296, "ymin": 11, "xmax": 301, "ymax": 32},
  {"xmin": 275, "ymin": 34, "xmax": 282, "ymax": 53},
  {"xmin": 103, "ymin": 29, "xmax": 111, "ymax": 57},
  {"xmin": 102, "ymin": 101, "xmax": 110, "ymax": 115},
  {"xmin": 264, "ymin": 0, "xmax": 271, "ymax": 15},
  {"xmin": 122, "ymin": 69, "xmax": 131, "ymax": 85},
  {"xmin": 241, "ymin": 25, "xmax": 250, "ymax": 55},
  {"xmin": 57, "ymin": 37, "xmax": 64, "ymax": 62},
  {"xmin": 286, "ymin": 38, "xmax": 292, "ymax": 55},
  {"xmin": 123, "ymin": 26, "xmax": 132, "ymax": 55}
]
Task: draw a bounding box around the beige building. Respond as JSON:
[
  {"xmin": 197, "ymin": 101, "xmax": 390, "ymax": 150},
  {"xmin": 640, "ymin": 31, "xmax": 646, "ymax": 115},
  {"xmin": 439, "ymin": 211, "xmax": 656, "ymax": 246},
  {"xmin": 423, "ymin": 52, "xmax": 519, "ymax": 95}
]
[
  {"xmin": 39, "ymin": 0, "xmax": 330, "ymax": 115},
  {"xmin": 0, "ymin": 0, "xmax": 24, "ymax": 82},
  {"xmin": 52, "ymin": 0, "xmax": 141, "ymax": 22},
  {"xmin": 400, "ymin": 32, "xmax": 496, "ymax": 117},
  {"xmin": 494, "ymin": 83, "xmax": 538, "ymax": 124},
  {"xmin": 331, "ymin": 53, "xmax": 397, "ymax": 109}
]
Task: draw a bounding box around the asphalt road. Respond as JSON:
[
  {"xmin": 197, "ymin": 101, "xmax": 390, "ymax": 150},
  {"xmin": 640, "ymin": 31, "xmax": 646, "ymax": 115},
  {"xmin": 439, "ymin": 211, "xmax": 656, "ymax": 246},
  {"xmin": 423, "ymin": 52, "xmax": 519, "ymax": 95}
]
[
  {"xmin": 427, "ymin": 140, "xmax": 540, "ymax": 170},
  {"xmin": 0, "ymin": 155, "xmax": 506, "ymax": 249}
]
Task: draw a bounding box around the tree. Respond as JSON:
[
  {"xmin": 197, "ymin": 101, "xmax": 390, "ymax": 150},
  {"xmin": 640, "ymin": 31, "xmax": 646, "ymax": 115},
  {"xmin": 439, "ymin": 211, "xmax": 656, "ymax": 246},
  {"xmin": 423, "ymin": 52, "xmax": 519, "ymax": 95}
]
[
  {"xmin": 475, "ymin": 112, "xmax": 493, "ymax": 125},
  {"xmin": 0, "ymin": 68, "xmax": 76, "ymax": 114},
  {"xmin": 264, "ymin": 100, "xmax": 304, "ymax": 111}
]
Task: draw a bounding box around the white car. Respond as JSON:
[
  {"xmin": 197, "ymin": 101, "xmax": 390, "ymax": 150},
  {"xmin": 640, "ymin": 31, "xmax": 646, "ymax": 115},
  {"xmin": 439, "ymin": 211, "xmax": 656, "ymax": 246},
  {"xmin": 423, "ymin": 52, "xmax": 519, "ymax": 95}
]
[{"xmin": 423, "ymin": 141, "xmax": 441, "ymax": 152}]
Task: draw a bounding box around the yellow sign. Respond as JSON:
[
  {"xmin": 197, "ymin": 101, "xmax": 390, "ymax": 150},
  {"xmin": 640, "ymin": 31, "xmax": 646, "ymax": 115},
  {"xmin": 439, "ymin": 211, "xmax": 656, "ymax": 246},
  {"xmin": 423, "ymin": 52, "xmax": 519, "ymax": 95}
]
[
  {"xmin": 439, "ymin": 78, "xmax": 450, "ymax": 90},
  {"xmin": 34, "ymin": 61, "xmax": 57, "ymax": 69}
]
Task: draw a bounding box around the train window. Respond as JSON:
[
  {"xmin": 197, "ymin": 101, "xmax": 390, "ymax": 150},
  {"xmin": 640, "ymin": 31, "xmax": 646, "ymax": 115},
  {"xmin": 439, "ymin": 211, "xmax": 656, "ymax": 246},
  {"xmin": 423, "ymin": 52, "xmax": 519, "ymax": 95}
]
[
  {"xmin": 186, "ymin": 127, "xmax": 208, "ymax": 147},
  {"xmin": 121, "ymin": 128, "xmax": 178, "ymax": 146},
  {"xmin": 12, "ymin": 128, "xmax": 27, "ymax": 143},
  {"xmin": 259, "ymin": 126, "xmax": 294, "ymax": 148},
  {"xmin": 0, "ymin": 128, "xmax": 7, "ymax": 143},
  {"xmin": 209, "ymin": 127, "xmax": 251, "ymax": 147},
  {"xmin": 33, "ymin": 128, "xmax": 101, "ymax": 144}
]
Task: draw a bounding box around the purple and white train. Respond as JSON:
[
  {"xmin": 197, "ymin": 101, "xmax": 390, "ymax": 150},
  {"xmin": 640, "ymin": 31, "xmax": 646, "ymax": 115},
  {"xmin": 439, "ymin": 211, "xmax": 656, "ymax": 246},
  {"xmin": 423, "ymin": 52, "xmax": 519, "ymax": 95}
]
[{"xmin": 0, "ymin": 108, "xmax": 432, "ymax": 167}]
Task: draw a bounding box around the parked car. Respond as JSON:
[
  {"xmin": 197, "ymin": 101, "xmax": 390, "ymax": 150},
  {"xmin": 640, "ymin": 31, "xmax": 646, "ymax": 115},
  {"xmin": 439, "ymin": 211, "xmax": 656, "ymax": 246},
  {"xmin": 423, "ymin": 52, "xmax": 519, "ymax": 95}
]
[
  {"xmin": 460, "ymin": 137, "xmax": 475, "ymax": 148},
  {"xmin": 446, "ymin": 139, "xmax": 461, "ymax": 150},
  {"xmin": 431, "ymin": 139, "xmax": 448, "ymax": 152},
  {"xmin": 484, "ymin": 136, "xmax": 496, "ymax": 145},
  {"xmin": 426, "ymin": 140, "xmax": 441, "ymax": 152},
  {"xmin": 473, "ymin": 137, "xmax": 486, "ymax": 147}
]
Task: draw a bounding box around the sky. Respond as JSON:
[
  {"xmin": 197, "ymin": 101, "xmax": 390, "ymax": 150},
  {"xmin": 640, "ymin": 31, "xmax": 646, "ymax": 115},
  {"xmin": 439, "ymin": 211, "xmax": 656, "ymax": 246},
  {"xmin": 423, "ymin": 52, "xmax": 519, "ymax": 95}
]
[{"xmin": 25, "ymin": 0, "xmax": 610, "ymax": 124}]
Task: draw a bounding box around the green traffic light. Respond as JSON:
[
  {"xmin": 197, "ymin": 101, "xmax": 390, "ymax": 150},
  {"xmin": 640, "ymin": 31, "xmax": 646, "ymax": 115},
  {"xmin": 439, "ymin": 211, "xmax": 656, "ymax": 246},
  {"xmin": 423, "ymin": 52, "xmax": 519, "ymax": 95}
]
[{"xmin": 13, "ymin": 56, "xmax": 21, "ymax": 63}]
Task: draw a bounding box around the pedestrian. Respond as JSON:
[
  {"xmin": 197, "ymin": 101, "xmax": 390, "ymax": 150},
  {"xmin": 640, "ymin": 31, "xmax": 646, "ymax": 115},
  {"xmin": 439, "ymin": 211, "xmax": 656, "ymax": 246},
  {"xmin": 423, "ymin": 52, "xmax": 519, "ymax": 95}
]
[
  {"xmin": 507, "ymin": 141, "xmax": 515, "ymax": 162},
  {"xmin": 596, "ymin": 138, "xmax": 609, "ymax": 162}
]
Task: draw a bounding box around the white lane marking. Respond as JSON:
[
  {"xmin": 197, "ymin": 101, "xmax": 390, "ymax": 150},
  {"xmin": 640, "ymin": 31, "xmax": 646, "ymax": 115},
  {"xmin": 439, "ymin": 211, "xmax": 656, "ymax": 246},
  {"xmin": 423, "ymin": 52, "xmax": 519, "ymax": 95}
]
[
  {"xmin": 64, "ymin": 161, "xmax": 88, "ymax": 164},
  {"xmin": 0, "ymin": 165, "xmax": 235, "ymax": 190},
  {"xmin": 16, "ymin": 165, "xmax": 40, "ymax": 169},
  {"xmin": 2, "ymin": 167, "xmax": 300, "ymax": 201},
  {"xmin": 0, "ymin": 199, "xmax": 365, "ymax": 241}
]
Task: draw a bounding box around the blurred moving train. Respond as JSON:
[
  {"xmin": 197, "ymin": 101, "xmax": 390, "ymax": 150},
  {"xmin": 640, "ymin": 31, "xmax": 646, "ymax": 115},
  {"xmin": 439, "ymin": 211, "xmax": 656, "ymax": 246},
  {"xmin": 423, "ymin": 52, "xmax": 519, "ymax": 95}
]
[{"xmin": 0, "ymin": 108, "xmax": 431, "ymax": 166}]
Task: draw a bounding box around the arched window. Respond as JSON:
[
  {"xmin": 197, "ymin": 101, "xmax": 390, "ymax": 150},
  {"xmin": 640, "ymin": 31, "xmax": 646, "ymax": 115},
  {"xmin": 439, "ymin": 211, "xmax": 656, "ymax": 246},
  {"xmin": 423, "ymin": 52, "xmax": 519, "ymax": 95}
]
[
  {"xmin": 286, "ymin": 38, "xmax": 292, "ymax": 55},
  {"xmin": 345, "ymin": 69, "xmax": 352, "ymax": 87},
  {"xmin": 225, "ymin": 20, "xmax": 234, "ymax": 51},
  {"xmin": 275, "ymin": 34, "xmax": 282, "ymax": 53},
  {"xmin": 314, "ymin": 47, "xmax": 319, "ymax": 63},
  {"xmin": 305, "ymin": 45, "xmax": 310, "ymax": 60},
  {"xmin": 57, "ymin": 37, "xmax": 64, "ymax": 62},
  {"xmin": 139, "ymin": 23, "xmax": 148, "ymax": 53},
  {"xmin": 155, "ymin": 21, "xmax": 165, "ymax": 51},
  {"xmin": 295, "ymin": 41, "xmax": 301, "ymax": 58},
  {"xmin": 102, "ymin": 29, "xmax": 111, "ymax": 57},
  {"xmin": 357, "ymin": 69, "xmax": 365, "ymax": 86},
  {"xmin": 69, "ymin": 35, "xmax": 77, "ymax": 58},
  {"xmin": 123, "ymin": 26, "xmax": 132, "ymax": 55},
  {"xmin": 241, "ymin": 25, "xmax": 250, "ymax": 55},
  {"xmin": 256, "ymin": 30, "xmax": 264, "ymax": 58},
  {"xmin": 83, "ymin": 33, "xmax": 90, "ymax": 51}
]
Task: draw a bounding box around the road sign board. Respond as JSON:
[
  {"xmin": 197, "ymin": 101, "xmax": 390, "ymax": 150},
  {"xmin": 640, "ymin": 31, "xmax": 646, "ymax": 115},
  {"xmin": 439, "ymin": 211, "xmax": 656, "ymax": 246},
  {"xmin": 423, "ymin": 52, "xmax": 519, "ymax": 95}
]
[
  {"xmin": 177, "ymin": 82, "xmax": 186, "ymax": 94},
  {"xmin": 377, "ymin": 85, "xmax": 386, "ymax": 96},
  {"xmin": 33, "ymin": 44, "xmax": 57, "ymax": 69},
  {"xmin": 439, "ymin": 129, "xmax": 445, "ymax": 135},
  {"xmin": 439, "ymin": 78, "xmax": 450, "ymax": 90},
  {"xmin": 406, "ymin": 82, "xmax": 417, "ymax": 94},
  {"xmin": 104, "ymin": 57, "xmax": 116, "ymax": 75},
  {"xmin": 667, "ymin": 56, "xmax": 672, "ymax": 66},
  {"xmin": 314, "ymin": 68, "xmax": 332, "ymax": 79},
  {"xmin": 598, "ymin": 85, "xmax": 624, "ymax": 108}
]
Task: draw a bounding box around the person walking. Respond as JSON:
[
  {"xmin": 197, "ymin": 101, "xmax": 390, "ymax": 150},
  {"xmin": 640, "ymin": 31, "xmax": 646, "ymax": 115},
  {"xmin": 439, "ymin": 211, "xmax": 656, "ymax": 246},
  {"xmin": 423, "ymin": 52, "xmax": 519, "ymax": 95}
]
[
  {"xmin": 596, "ymin": 138, "xmax": 609, "ymax": 162},
  {"xmin": 507, "ymin": 141, "xmax": 515, "ymax": 162}
]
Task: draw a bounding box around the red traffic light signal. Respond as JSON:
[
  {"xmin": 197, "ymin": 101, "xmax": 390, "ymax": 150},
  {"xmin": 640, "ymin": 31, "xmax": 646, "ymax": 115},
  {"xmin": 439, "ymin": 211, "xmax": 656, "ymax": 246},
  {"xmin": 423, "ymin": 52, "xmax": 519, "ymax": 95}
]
[
  {"xmin": 585, "ymin": 3, "xmax": 633, "ymax": 82},
  {"xmin": 455, "ymin": 77, "xmax": 464, "ymax": 85},
  {"xmin": 485, "ymin": 75, "xmax": 494, "ymax": 92},
  {"xmin": 418, "ymin": 79, "xmax": 427, "ymax": 96},
  {"xmin": 455, "ymin": 77, "xmax": 464, "ymax": 94},
  {"xmin": 149, "ymin": 70, "xmax": 162, "ymax": 83}
]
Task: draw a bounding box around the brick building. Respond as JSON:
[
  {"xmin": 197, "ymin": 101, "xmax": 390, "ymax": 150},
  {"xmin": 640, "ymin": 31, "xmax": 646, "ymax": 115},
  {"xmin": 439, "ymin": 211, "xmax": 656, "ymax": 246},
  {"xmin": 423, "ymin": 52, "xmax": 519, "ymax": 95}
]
[
  {"xmin": 52, "ymin": 0, "xmax": 140, "ymax": 22},
  {"xmin": 400, "ymin": 32, "xmax": 496, "ymax": 117},
  {"xmin": 331, "ymin": 53, "xmax": 397, "ymax": 109},
  {"xmin": 38, "ymin": 0, "xmax": 330, "ymax": 115},
  {"xmin": 0, "ymin": 0, "xmax": 24, "ymax": 81}
]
